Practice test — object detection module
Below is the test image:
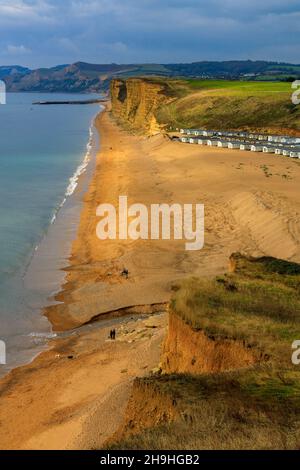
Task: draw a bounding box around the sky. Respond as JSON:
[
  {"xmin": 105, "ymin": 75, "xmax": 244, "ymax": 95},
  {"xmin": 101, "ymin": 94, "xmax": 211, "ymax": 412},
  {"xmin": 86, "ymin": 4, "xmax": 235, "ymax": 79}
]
[{"xmin": 0, "ymin": 0, "xmax": 299, "ymax": 68}]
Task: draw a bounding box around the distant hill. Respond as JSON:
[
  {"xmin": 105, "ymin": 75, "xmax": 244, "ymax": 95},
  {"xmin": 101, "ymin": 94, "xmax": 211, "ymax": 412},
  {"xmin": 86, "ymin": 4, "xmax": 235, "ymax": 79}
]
[
  {"xmin": 0, "ymin": 65, "xmax": 31, "ymax": 80},
  {"xmin": 1, "ymin": 60, "xmax": 300, "ymax": 93}
]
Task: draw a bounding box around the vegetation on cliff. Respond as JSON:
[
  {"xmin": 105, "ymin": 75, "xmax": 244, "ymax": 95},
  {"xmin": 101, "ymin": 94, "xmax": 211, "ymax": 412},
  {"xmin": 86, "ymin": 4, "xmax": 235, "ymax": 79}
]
[
  {"xmin": 107, "ymin": 255, "xmax": 300, "ymax": 450},
  {"xmin": 111, "ymin": 77, "xmax": 300, "ymax": 135}
]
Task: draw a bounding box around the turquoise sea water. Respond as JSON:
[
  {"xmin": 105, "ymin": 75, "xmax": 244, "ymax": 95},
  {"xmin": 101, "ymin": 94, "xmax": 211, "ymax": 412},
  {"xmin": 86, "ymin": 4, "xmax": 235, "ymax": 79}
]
[{"xmin": 0, "ymin": 93, "xmax": 101, "ymax": 374}]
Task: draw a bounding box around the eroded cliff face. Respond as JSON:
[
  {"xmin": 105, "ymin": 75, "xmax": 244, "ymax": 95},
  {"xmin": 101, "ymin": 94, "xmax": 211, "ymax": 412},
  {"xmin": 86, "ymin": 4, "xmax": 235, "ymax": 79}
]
[
  {"xmin": 161, "ymin": 312, "xmax": 257, "ymax": 375},
  {"xmin": 110, "ymin": 78, "xmax": 171, "ymax": 135},
  {"xmin": 106, "ymin": 377, "xmax": 178, "ymax": 446}
]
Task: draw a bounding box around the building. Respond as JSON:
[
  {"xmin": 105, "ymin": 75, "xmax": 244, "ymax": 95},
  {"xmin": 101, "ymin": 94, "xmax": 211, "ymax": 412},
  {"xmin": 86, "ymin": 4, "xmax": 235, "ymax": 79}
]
[
  {"xmin": 180, "ymin": 137, "xmax": 188, "ymax": 143},
  {"xmin": 263, "ymin": 146, "xmax": 275, "ymax": 153},
  {"xmin": 274, "ymin": 148, "xmax": 282, "ymax": 155},
  {"xmin": 289, "ymin": 151, "xmax": 300, "ymax": 158},
  {"xmin": 251, "ymin": 145, "xmax": 263, "ymax": 152},
  {"xmin": 207, "ymin": 139, "xmax": 219, "ymax": 146},
  {"xmin": 189, "ymin": 138, "xmax": 196, "ymax": 144},
  {"xmin": 203, "ymin": 130, "xmax": 214, "ymax": 137},
  {"xmin": 240, "ymin": 143, "xmax": 251, "ymax": 151},
  {"xmin": 282, "ymin": 149, "xmax": 290, "ymax": 156},
  {"xmin": 228, "ymin": 142, "xmax": 240, "ymax": 149},
  {"xmin": 217, "ymin": 141, "xmax": 228, "ymax": 148}
]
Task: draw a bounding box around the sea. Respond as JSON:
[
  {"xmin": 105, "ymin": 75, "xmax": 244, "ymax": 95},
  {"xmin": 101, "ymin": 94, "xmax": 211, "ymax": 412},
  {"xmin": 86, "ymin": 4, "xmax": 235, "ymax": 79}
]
[{"xmin": 0, "ymin": 93, "xmax": 102, "ymax": 376}]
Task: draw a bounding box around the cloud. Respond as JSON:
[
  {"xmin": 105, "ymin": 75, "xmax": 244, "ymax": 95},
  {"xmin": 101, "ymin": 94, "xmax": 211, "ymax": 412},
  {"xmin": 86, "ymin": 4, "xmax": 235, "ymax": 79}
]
[
  {"xmin": 0, "ymin": 0, "xmax": 56, "ymax": 25},
  {"xmin": 6, "ymin": 44, "xmax": 32, "ymax": 55},
  {"xmin": 0, "ymin": 0, "xmax": 299, "ymax": 67}
]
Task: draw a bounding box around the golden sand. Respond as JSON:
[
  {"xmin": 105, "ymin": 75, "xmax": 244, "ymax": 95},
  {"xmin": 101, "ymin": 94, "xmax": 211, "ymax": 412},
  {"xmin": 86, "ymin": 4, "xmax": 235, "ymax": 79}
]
[{"xmin": 1, "ymin": 106, "xmax": 300, "ymax": 449}]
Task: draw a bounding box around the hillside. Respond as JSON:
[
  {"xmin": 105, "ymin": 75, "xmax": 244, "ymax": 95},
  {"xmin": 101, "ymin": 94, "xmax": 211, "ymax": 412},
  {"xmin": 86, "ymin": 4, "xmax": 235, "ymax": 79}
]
[
  {"xmin": 1, "ymin": 60, "xmax": 300, "ymax": 93},
  {"xmin": 107, "ymin": 255, "xmax": 300, "ymax": 450},
  {"xmin": 110, "ymin": 77, "xmax": 300, "ymax": 136}
]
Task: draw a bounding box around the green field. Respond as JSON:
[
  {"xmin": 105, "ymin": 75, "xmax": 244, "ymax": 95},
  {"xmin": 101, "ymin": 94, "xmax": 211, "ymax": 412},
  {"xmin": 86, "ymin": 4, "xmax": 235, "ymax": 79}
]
[
  {"xmin": 155, "ymin": 78, "xmax": 300, "ymax": 134},
  {"xmin": 185, "ymin": 79, "xmax": 292, "ymax": 92}
]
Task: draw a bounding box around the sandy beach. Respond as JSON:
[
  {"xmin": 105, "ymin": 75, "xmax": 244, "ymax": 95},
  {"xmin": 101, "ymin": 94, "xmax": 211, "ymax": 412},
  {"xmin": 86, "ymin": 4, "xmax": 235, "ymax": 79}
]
[{"xmin": 1, "ymin": 105, "xmax": 300, "ymax": 449}]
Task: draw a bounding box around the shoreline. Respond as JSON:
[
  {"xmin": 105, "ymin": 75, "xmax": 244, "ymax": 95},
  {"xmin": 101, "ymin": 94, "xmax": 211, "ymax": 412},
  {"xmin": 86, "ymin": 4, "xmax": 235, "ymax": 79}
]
[
  {"xmin": 44, "ymin": 106, "xmax": 300, "ymax": 333},
  {"xmin": 0, "ymin": 105, "xmax": 102, "ymax": 379},
  {"xmin": 1, "ymin": 104, "xmax": 300, "ymax": 449}
]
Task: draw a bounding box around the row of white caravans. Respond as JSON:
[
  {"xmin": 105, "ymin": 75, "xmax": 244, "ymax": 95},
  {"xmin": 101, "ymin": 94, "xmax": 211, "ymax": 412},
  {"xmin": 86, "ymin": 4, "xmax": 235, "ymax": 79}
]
[
  {"xmin": 180, "ymin": 137, "xmax": 300, "ymax": 159},
  {"xmin": 180, "ymin": 129, "xmax": 300, "ymax": 145}
]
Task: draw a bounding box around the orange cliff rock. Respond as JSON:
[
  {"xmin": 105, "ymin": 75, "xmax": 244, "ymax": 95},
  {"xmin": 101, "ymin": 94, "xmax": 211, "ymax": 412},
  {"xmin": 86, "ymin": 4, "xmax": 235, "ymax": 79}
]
[
  {"xmin": 110, "ymin": 78, "xmax": 172, "ymax": 135},
  {"xmin": 161, "ymin": 311, "xmax": 257, "ymax": 375}
]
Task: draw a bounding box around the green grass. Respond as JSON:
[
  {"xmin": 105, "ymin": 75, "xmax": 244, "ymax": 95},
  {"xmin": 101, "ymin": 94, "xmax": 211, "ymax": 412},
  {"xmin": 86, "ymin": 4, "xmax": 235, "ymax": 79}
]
[
  {"xmin": 108, "ymin": 370, "xmax": 300, "ymax": 450},
  {"xmin": 185, "ymin": 79, "xmax": 292, "ymax": 93},
  {"xmin": 154, "ymin": 78, "xmax": 300, "ymax": 133},
  {"xmin": 106, "ymin": 254, "xmax": 300, "ymax": 450},
  {"xmin": 171, "ymin": 254, "xmax": 300, "ymax": 363}
]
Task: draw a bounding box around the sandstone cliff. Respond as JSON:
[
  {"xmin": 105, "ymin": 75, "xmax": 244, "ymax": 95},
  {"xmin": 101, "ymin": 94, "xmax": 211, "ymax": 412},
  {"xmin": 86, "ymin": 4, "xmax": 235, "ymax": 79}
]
[
  {"xmin": 161, "ymin": 311, "xmax": 256, "ymax": 375},
  {"xmin": 110, "ymin": 78, "xmax": 172, "ymax": 135}
]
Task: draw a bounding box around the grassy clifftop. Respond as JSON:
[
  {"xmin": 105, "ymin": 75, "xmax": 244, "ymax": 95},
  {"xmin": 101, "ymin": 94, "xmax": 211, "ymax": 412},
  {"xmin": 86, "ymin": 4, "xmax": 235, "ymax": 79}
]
[
  {"xmin": 107, "ymin": 255, "xmax": 300, "ymax": 450},
  {"xmin": 110, "ymin": 77, "xmax": 300, "ymax": 135}
]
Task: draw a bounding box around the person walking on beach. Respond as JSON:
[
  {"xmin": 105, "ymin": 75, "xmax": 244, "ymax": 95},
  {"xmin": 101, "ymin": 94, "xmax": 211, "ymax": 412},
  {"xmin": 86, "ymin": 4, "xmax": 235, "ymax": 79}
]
[{"xmin": 110, "ymin": 329, "xmax": 116, "ymax": 340}]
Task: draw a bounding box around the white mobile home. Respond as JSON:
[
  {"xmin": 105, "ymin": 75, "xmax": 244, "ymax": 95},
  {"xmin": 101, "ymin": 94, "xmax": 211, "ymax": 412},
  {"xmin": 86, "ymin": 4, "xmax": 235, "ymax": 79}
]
[
  {"xmin": 251, "ymin": 145, "xmax": 263, "ymax": 152},
  {"xmin": 189, "ymin": 138, "xmax": 195, "ymax": 144},
  {"xmin": 217, "ymin": 141, "xmax": 228, "ymax": 148},
  {"xmin": 289, "ymin": 151, "xmax": 300, "ymax": 158},
  {"xmin": 189, "ymin": 130, "xmax": 200, "ymax": 136},
  {"xmin": 263, "ymin": 146, "xmax": 275, "ymax": 154},
  {"xmin": 240, "ymin": 143, "xmax": 251, "ymax": 151},
  {"xmin": 282, "ymin": 149, "xmax": 290, "ymax": 156},
  {"xmin": 228, "ymin": 142, "xmax": 240, "ymax": 149},
  {"xmin": 275, "ymin": 148, "xmax": 283, "ymax": 155},
  {"xmin": 197, "ymin": 139, "xmax": 204, "ymax": 145},
  {"xmin": 207, "ymin": 139, "xmax": 218, "ymax": 146},
  {"xmin": 202, "ymin": 130, "xmax": 214, "ymax": 137},
  {"xmin": 180, "ymin": 137, "xmax": 188, "ymax": 143}
]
